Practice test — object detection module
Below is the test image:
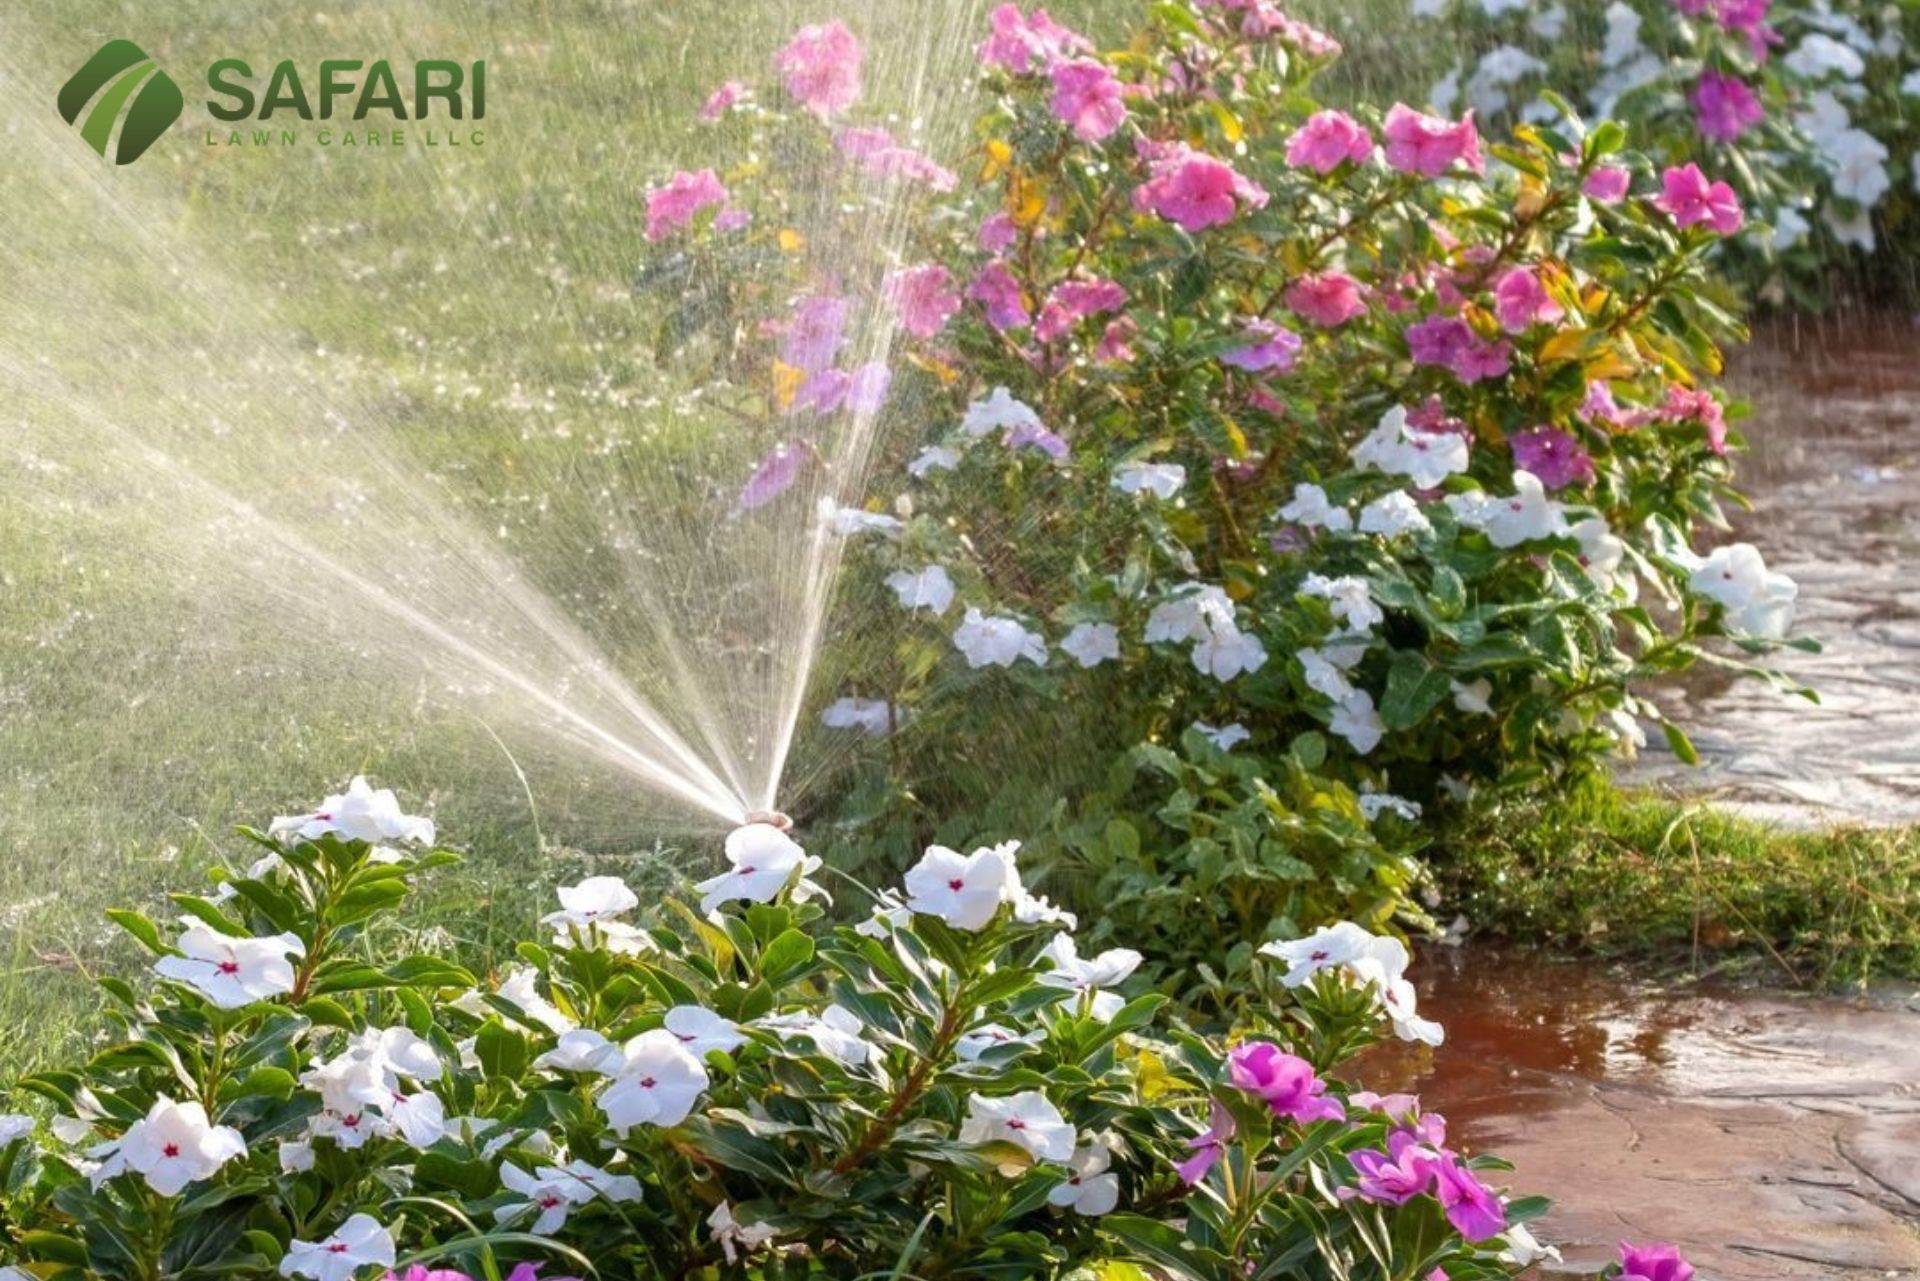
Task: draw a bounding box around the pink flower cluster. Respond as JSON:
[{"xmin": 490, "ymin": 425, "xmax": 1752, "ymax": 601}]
[
  {"xmin": 1405, "ymin": 314, "xmax": 1512, "ymax": 384},
  {"xmin": 1197, "ymin": 0, "xmax": 1341, "ymax": 54},
  {"xmin": 1286, "ymin": 271, "xmax": 1368, "ymax": 327},
  {"xmin": 1339, "ymin": 1094, "xmax": 1507, "ymax": 1242},
  {"xmin": 1133, "ymin": 141, "xmax": 1269, "ymax": 232},
  {"xmin": 836, "ymin": 127, "xmax": 957, "ymax": 191},
  {"xmin": 1382, "ymin": 104, "xmax": 1483, "ymax": 178},
  {"xmin": 1653, "ymin": 164, "xmax": 1743, "ymax": 234},
  {"xmin": 645, "ymin": 169, "xmax": 744, "ymax": 241},
  {"xmin": 1036, "ymin": 278, "xmax": 1128, "ymax": 342},
  {"xmin": 1689, "ymin": 71, "xmax": 1763, "ymax": 142},
  {"xmin": 1050, "ymin": 59, "xmax": 1128, "ymax": 142},
  {"xmin": 1227, "ymin": 1042, "xmax": 1346, "ymax": 1124},
  {"xmin": 774, "ymin": 21, "xmax": 863, "ymax": 120},
  {"xmin": 977, "ymin": 4, "xmax": 1092, "ymax": 74},
  {"xmin": 1287, "ymin": 110, "xmax": 1372, "ymax": 175}
]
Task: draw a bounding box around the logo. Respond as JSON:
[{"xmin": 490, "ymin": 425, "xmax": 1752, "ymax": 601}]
[{"xmin": 57, "ymin": 39, "xmax": 184, "ymax": 165}]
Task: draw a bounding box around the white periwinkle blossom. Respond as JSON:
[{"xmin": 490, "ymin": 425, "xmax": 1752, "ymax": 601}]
[
  {"xmin": 1111, "ymin": 461, "xmax": 1187, "ymax": 499},
  {"xmin": 543, "ymin": 875, "xmax": 654, "ymax": 955},
  {"xmin": 961, "ymin": 1091, "xmax": 1077, "ymax": 1164},
  {"xmin": 1358, "ymin": 491, "xmax": 1431, "ymax": 538},
  {"xmin": 1260, "ymin": 922, "xmax": 1444, "ymax": 1045},
  {"xmin": 962, "ymin": 386, "xmax": 1045, "ymax": 438},
  {"xmin": 0, "ymin": 1114, "xmax": 32, "ymax": 1147},
  {"xmin": 757, "ymin": 1004, "xmax": 875, "ymax": 1066},
  {"xmin": 1329, "ymin": 689, "xmax": 1386, "ymax": 755},
  {"xmin": 301, "ymin": 1026, "xmax": 446, "ymax": 1151},
  {"xmin": 1450, "ymin": 677, "xmax": 1494, "ymax": 715},
  {"xmin": 1359, "ymin": 792, "xmax": 1423, "ymax": 823},
  {"xmin": 663, "ymin": 1005, "xmax": 748, "ymax": 1058},
  {"xmin": 1568, "ymin": 516, "xmax": 1633, "ymax": 598},
  {"xmin": 1037, "ymin": 934, "xmax": 1142, "ymax": 1021},
  {"xmin": 270, "ymin": 776, "xmax": 435, "ymax": 846},
  {"xmin": 908, "ymin": 445, "xmax": 962, "ymax": 477},
  {"xmin": 885, "ymin": 564, "xmax": 956, "ymax": 614},
  {"xmin": 821, "ymin": 696, "xmax": 895, "ymax": 736},
  {"xmin": 1298, "ymin": 646, "xmax": 1358, "ymax": 703},
  {"xmin": 534, "ymin": 1029, "xmax": 625, "ymax": 1074},
  {"xmin": 1279, "ymin": 482, "xmax": 1354, "ymax": 532},
  {"xmin": 695, "ymin": 823, "xmax": 825, "ymax": 917},
  {"xmin": 819, "ymin": 498, "xmax": 904, "ymax": 538},
  {"xmin": 497, "ymin": 1158, "xmax": 642, "ymax": 1235},
  {"xmin": 1446, "ymin": 471, "xmax": 1566, "ymax": 548},
  {"xmin": 279, "ymin": 1214, "xmax": 395, "ymax": 1281},
  {"xmin": 708, "ymin": 1201, "xmax": 781, "ymax": 1265},
  {"xmin": 89, "ymin": 1096, "xmax": 246, "ymax": 1196},
  {"xmin": 599, "ymin": 1029, "xmax": 710, "ymax": 1133},
  {"xmin": 952, "ymin": 607, "xmax": 1048, "ymax": 668},
  {"xmin": 1684, "ymin": 543, "xmax": 1798, "ymax": 639},
  {"xmin": 1048, "ymin": 1142, "xmax": 1122, "ymax": 1215},
  {"xmin": 153, "ymin": 925, "xmax": 304, "ymax": 1009},
  {"xmin": 1146, "ymin": 582, "xmax": 1266, "ymax": 681},
  {"xmin": 1785, "ymin": 32, "xmax": 1866, "ymax": 80},
  {"xmin": 1299, "ymin": 573, "xmax": 1384, "ymax": 634},
  {"xmin": 1194, "ymin": 721, "xmax": 1249, "ymax": 750},
  {"xmin": 1059, "ymin": 621, "xmax": 1121, "ymax": 668},
  {"xmin": 956, "ymin": 1023, "xmax": 1045, "ymax": 1060},
  {"xmin": 903, "ymin": 841, "xmax": 1021, "ymax": 930},
  {"xmin": 1351, "ymin": 405, "xmax": 1470, "ymax": 489}
]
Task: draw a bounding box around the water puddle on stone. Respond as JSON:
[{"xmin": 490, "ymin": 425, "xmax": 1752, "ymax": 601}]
[
  {"xmin": 1627, "ymin": 311, "xmax": 1920, "ymax": 827},
  {"xmin": 1353, "ymin": 949, "xmax": 1920, "ymax": 1278}
]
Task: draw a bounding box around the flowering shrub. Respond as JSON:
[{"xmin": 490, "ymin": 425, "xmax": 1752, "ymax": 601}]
[
  {"xmin": 1371, "ymin": 0, "xmax": 1919, "ymax": 303},
  {"xmin": 0, "ymin": 786, "xmax": 1638, "ymax": 1280}
]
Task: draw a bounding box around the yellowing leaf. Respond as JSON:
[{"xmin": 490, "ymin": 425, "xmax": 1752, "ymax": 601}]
[
  {"xmin": 1126, "ymin": 1046, "xmax": 1183, "ymax": 1101},
  {"xmin": 1585, "ymin": 343, "xmax": 1641, "ymax": 382},
  {"xmin": 1537, "ymin": 328, "xmax": 1592, "ymax": 365},
  {"xmin": 907, "ymin": 351, "xmax": 960, "ymax": 385},
  {"xmin": 1209, "ymin": 99, "xmax": 1244, "ymax": 144},
  {"xmin": 1223, "ymin": 415, "xmax": 1248, "ymax": 459},
  {"xmin": 1009, "ymin": 171, "xmax": 1049, "ymax": 227},
  {"xmin": 776, "ymin": 227, "xmax": 806, "ymax": 254},
  {"xmin": 771, "ymin": 360, "xmax": 804, "ymax": 412},
  {"xmin": 981, "ymin": 137, "xmax": 1012, "ymax": 182}
]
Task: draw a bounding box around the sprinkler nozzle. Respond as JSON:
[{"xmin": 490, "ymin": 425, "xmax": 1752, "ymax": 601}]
[{"xmin": 743, "ymin": 809, "xmax": 794, "ymax": 831}]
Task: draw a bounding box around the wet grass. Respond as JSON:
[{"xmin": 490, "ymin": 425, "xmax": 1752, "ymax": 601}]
[{"xmin": 1441, "ymin": 782, "xmax": 1920, "ymax": 989}]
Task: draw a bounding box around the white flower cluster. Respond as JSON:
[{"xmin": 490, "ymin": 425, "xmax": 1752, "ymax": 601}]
[{"xmin": 1260, "ymin": 920, "xmax": 1445, "ymax": 1045}]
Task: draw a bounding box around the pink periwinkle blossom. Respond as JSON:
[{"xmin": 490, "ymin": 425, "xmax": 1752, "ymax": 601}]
[
  {"xmin": 1286, "ymin": 110, "xmax": 1373, "ymax": 174},
  {"xmin": 1174, "ymin": 1100, "xmax": 1237, "ymax": 1185},
  {"xmin": 699, "ymin": 81, "xmax": 745, "ymax": 123},
  {"xmin": 977, "ymin": 4, "xmax": 1092, "ymax": 75},
  {"xmin": 740, "ymin": 440, "xmax": 808, "ymax": 510},
  {"xmin": 775, "ymin": 21, "xmax": 863, "ymax": 120},
  {"xmin": 1133, "ymin": 143, "xmax": 1268, "ymax": 233},
  {"xmin": 1659, "ymin": 383, "xmax": 1729, "ymax": 454},
  {"xmin": 1715, "ymin": 0, "xmax": 1779, "ymax": 57},
  {"xmin": 1619, "ymin": 1243, "xmax": 1695, "ymax": 1281},
  {"xmin": 1407, "ymin": 394, "xmax": 1468, "ymax": 441},
  {"xmin": 1344, "ymin": 1131, "xmax": 1439, "ymax": 1205},
  {"xmin": 978, "ymin": 212, "xmax": 1018, "ymax": 252},
  {"xmin": 1579, "ymin": 379, "xmax": 1622, "ymax": 424},
  {"xmin": 1583, "ymin": 165, "xmax": 1632, "ymax": 203},
  {"xmin": 1220, "ymin": 319, "xmax": 1303, "ymax": 373},
  {"xmin": 1226, "ymin": 1042, "xmax": 1346, "ymax": 1124},
  {"xmin": 837, "ymin": 128, "xmax": 957, "ymax": 190},
  {"xmin": 1493, "ymin": 267, "xmax": 1565, "ymax": 333},
  {"xmin": 1050, "ymin": 59, "xmax": 1128, "ymax": 142},
  {"xmin": 1200, "ymin": 0, "xmax": 1341, "ymax": 52},
  {"xmin": 886, "ymin": 264, "xmax": 962, "ymax": 339},
  {"xmin": 1382, "ymin": 103, "xmax": 1484, "ymax": 177},
  {"xmin": 1653, "ymin": 164, "xmax": 1743, "ymax": 234},
  {"xmin": 1405, "ymin": 315, "xmax": 1511, "ymax": 384},
  {"xmin": 847, "ymin": 361, "xmax": 892, "ymax": 415},
  {"xmin": 1096, "ymin": 317, "xmax": 1137, "ymax": 363},
  {"xmin": 1036, "ymin": 278, "xmax": 1128, "ymax": 341},
  {"xmin": 1286, "ymin": 271, "xmax": 1368, "ymax": 327},
  {"xmin": 1350, "ymin": 1091, "xmax": 1448, "ymax": 1147},
  {"xmin": 1006, "ymin": 421, "xmax": 1069, "ymax": 459},
  {"xmin": 1509, "ymin": 426, "xmax": 1595, "ymax": 489},
  {"xmin": 781, "ymin": 294, "xmax": 850, "ymax": 373},
  {"xmin": 1689, "ymin": 71, "xmax": 1764, "ymax": 143},
  {"xmin": 1433, "ymin": 1152, "xmax": 1507, "ymax": 1242},
  {"xmin": 790, "ymin": 368, "xmax": 850, "ymax": 416},
  {"xmin": 645, "ymin": 169, "xmax": 729, "ymax": 242},
  {"xmin": 969, "ymin": 261, "xmax": 1032, "ymax": 331}
]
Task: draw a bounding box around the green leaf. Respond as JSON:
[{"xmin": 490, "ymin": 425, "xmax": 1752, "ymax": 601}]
[
  {"xmin": 1661, "ymin": 721, "xmax": 1701, "ymax": 766},
  {"xmin": 475, "ymin": 1017, "xmax": 530, "ymax": 1081},
  {"xmin": 758, "ymin": 929, "xmax": 816, "ymax": 985},
  {"xmin": 105, "ymin": 909, "xmax": 168, "ymax": 955},
  {"xmin": 1379, "ymin": 651, "xmax": 1452, "ymax": 731}
]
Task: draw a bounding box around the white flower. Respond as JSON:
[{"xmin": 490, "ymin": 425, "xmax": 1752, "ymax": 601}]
[
  {"xmin": 1499, "ymin": 1222, "xmax": 1562, "ymax": 1268},
  {"xmin": 1261, "ymin": 923, "xmax": 1445, "ymax": 1045},
  {"xmin": 0, "ymin": 1114, "xmax": 32, "ymax": 1147},
  {"xmin": 1785, "ymin": 33, "xmax": 1865, "ymax": 79},
  {"xmin": 498, "ymin": 1158, "xmax": 642, "ymax": 1235},
  {"xmin": 1144, "ymin": 583, "xmax": 1236, "ymax": 643},
  {"xmin": 1300, "ymin": 574, "xmax": 1383, "ymax": 634},
  {"xmin": 952, "ymin": 608, "xmax": 1048, "ymax": 668},
  {"xmin": 1194, "ymin": 721, "xmax": 1249, "ymax": 750},
  {"xmin": 1450, "ymin": 678, "xmax": 1493, "ymax": 715},
  {"xmin": 1686, "ymin": 543, "xmax": 1797, "ymax": 638},
  {"xmin": 1278, "ymin": 482, "xmax": 1353, "ymax": 533},
  {"xmin": 1259, "ymin": 921, "xmax": 1382, "ymax": 987},
  {"xmin": 534, "ymin": 1029, "xmax": 626, "ymax": 1074},
  {"xmin": 1825, "ymin": 128, "xmax": 1890, "ymax": 208},
  {"xmin": 886, "ymin": 565, "xmax": 956, "ymax": 614},
  {"xmin": 961, "ymin": 1091, "xmax": 1076, "ymax": 1164},
  {"xmin": 1358, "ymin": 491, "xmax": 1431, "ymax": 538},
  {"xmin": 1359, "ymin": 792, "xmax": 1422, "ymax": 822},
  {"xmin": 301, "ymin": 1026, "xmax": 441, "ymax": 1121},
  {"xmin": 908, "ymin": 445, "xmax": 962, "ymax": 477},
  {"xmin": 1601, "ymin": 0, "xmax": 1643, "ymax": 66},
  {"xmin": 1530, "ymin": 3, "xmax": 1567, "ymax": 39},
  {"xmin": 599, "ymin": 1029, "xmax": 709, "ymax": 1134},
  {"xmin": 694, "ymin": 824, "xmax": 825, "ymax": 917},
  {"xmin": 1904, "ymin": 68, "xmax": 1920, "ymax": 97},
  {"xmin": 278, "ymin": 1139, "xmax": 315, "ymax": 1173},
  {"xmin": 280, "ymin": 1214, "xmax": 395, "ymax": 1281},
  {"xmin": 962, "ymin": 386, "xmax": 1044, "ymax": 438},
  {"xmin": 542, "ymin": 877, "xmax": 653, "ymax": 954},
  {"xmin": 1447, "ymin": 471, "xmax": 1566, "ymax": 547},
  {"xmin": 1048, "ymin": 1142, "xmax": 1121, "ymax": 1215},
  {"xmin": 956, "ymin": 1023, "xmax": 1044, "ymax": 1061},
  {"xmin": 90, "ymin": 1096, "xmax": 246, "ymax": 1196},
  {"xmin": 1567, "ymin": 516, "xmax": 1633, "ymax": 598},
  {"xmin": 1190, "ymin": 626, "xmax": 1267, "ymax": 681},
  {"xmin": 153, "ymin": 925, "xmax": 304, "ymax": 1009},
  {"xmin": 270, "ymin": 776, "xmax": 434, "ymax": 846},
  {"xmin": 821, "ymin": 696, "xmax": 895, "ymax": 735},
  {"xmin": 903, "ymin": 842, "xmax": 1020, "ymax": 931},
  {"xmin": 1351, "ymin": 406, "xmax": 1469, "ymax": 489},
  {"xmin": 1112, "ymin": 462, "xmax": 1186, "ymax": 499},
  {"xmin": 1298, "ymin": 647, "xmax": 1358, "ymax": 703},
  {"xmin": 1013, "ymin": 890, "xmax": 1078, "ymax": 929},
  {"xmin": 819, "ymin": 499, "xmax": 903, "ymax": 538},
  {"xmin": 496, "ymin": 964, "xmax": 580, "ymax": 1033},
  {"xmin": 663, "ymin": 1005, "xmax": 747, "ymax": 1059},
  {"xmin": 1059, "ymin": 622, "xmax": 1120, "ymax": 668},
  {"xmin": 758, "ymin": 1004, "xmax": 874, "ymax": 1066},
  {"xmin": 855, "ymin": 888, "xmax": 914, "ymax": 938},
  {"xmin": 1331, "ymin": 690, "xmax": 1385, "ymax": 754},
  {"xmin": 708, "ymin": 1201, "xmax": 780, "ymax": 1265},
  {"xmin": 1825, "ymin": 205, "xmax": 1876, "ymax": 252},
  {"xmin": 1037, "ymin": 934, "xmax": 1141, "ymax": 1021},
  {"xmin": 385, "ymin": 1088, "xmax": 446, "ymax": 1150}
]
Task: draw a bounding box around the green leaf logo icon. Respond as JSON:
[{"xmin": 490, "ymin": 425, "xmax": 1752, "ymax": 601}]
[{"xmin": 57, "ymin": 39, "xmax": 183, "ymax": 166}]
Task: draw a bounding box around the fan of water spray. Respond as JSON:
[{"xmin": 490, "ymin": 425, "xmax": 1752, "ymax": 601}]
[{"xmin": 0, "ymin": 0, "xmax": 987, "ymax": 903}]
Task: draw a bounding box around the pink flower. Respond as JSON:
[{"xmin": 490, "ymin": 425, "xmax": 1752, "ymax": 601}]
[
  {"xmin": 1659, "ymin": 383, "xmax": 1729, "ymax": 454},
  {"xmin": 1654, "ymin": 164, "xmax": 1743, "ymax": 234},
  {"xmin": 1689, "ymin": 71, "xmax": 1763, "ymax": 142},
  {"xmin": 978, "ymin": 212, "xmax": 1018, "ymax": 252},
  {"xmin": 1717, "ymin": 0, "xmax": 1778, "ymax": 56},
  {"xmin": 1050, "ymin": 59, "xmax": 1128, "ymax": 142},
  {"xmin": 382, "ymin": 1270, "xmax": 474, "ymax": 1281},
  {"xmin": 1432, "ymin": 1153, "xmax": 1506, "ymax": 1242},
  {"xmin": 969, "ymin": 261, "xmax": 1032, "ymax": 331},
  {"xmin": 846, "ymin": 362, "xmax": 892, "ymax": 415},
  {"xmin": 1226, "ymin": 1042, "xmax": 1346, "ymax": 1124},
  {"xmin": 739, "ymin": 440, "xmax": 808, "ymax": 510},
  {"xmin": 1286, "ymin": 110, "xmax": 1373, "ymax": 174},
  {"xmin": 1405, "ymin": 315, "xmax": 1511, "ymax": 384},
  {"xmin": 1578, "ymin": 379, "xmax": 1621, "ymax": 424},
  {"xmin": 1133, "ymin": 145, "xmax": 1268, "ymax": 232},
  {"xmin": 1492, "ymin": 267, "xmax": 1564, "ymax": 333},
  {"xmin": 790, "ymin": 369, "xmax": 850, "ymax": 416},
  {"xmin": 775, "ymin": 21, "xmax": 863, "ymax": 120},
  {"xmin": 885, "ymin": 264, "xmax": 961, "ymax": 339},
  {"xmin": 1509, "ymin": 425, "xmax": 1594, "ymax": 489},
  {"xmin": 1619, "ymin": 1243, "xmax": 1695, "ymax": 1281},
  {"xmin": 1344, "ymin": 1131, "xmax": 1438, "ymax": 1205},
  {"xmin": 1286, "ymin": 271, "xmax": 1367, "ymax": 327},
  {"xmin": 977, "ymin": 4, "xmax": 1092, "ymax": 74},
  {"xmin": 1583, "ymin": 165, "xmax": 1631, "ymax": 203},
  {"xmin": 1382, "ymin": 104, "xmax": 1483, "ymax": 177},
  {"xmin": 1096, "ymin": 317, "xmax": 1137, "ymax": 363},
  {"xmin": 1037, "ymin": 279, "xmax": 1126, "ymax": 341},
  {"xmin": 837, "ymin": 128, "xmax": 957, "ymax": 190},
  {"xmin": 645, "ymin": 169, "xmax": 729, "ymax": 241},
  {"xmin": 781, "ymin": 294, "xmax": 850, "ymax": 373},
  {"xmin": 1220, "ymin": 319, "xmax": 1302, "ymax": 373},
  {"xmin": 1174, "ymin": 1100, "xmax": 1236, "ymax": 1185},
  {"xmin": 699, "ymin": 81, "xmax": 745, "ymax": 123}
]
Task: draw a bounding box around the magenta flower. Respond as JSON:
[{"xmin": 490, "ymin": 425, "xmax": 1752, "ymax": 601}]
[
  {"xmin": 698, "ymin": 81, "xmax": 745, "ymax": 123},
  {"xmin": 1220, "ymin": 319, "xmax": 1302, "ymax": 373},
  {"xmin": 645, "ymin": 169, "xmax": 729, "ymax": 242},
  {"xmin": 790, "ymin": 368, "xmax": 850, "ymax": 416},
  {"xmin": 1096, "ymin": 317, "xmax": 1137, "ymax": 363},
  {"xmin": 774, "ymin": 21, "xmax": 863, "ymax": 120},
  {"xmin": 885, "ymin": 264, "xmax": 961, "ymax": 340},
  {"xmin": 1345, "ymin": 1131, "xmax": 1438, "ymax": 1205},
  {"xmin": 1432, "ymin": 1153, "xmax": 1506, "ymax": 1242},
  {"xmin": 969, "ymin": 261, "xmax": 1032, "ymax": 331},
  {"xmin": 1583, "ymin": 165, "xmax": 1631, "ymax": 203},
  {"xmin": 1286, "ymin": 271, "xmax": 1367, "ymax": 327},
  {"xmin": 382, "ymin": 1270, "xmax": 474, "ymax": 1281},
  {"xmin": 1653, "ymin": 164, "xmax": 1743, "ymax": 234},
  {"xmin": 1406, "ymin": 315, "xmax": 1511, "ymax": 384},
  {"xmin": 837, "ymin": 128, "xmax": 956, "ymax": 191},
  {"xmin": 739, "ymin": 440, "xmax": 808, "ymax": 511},
  {"xmin": 977, "ymin": 3, "xmax": 1092, "ymax": 74},
  {"xmin": 1619, "ymin": 1243, "xmax": 1695, "ymax": 1281},
  {"xmin": 1492, "ymin": 267, "xmax": 1564, "ymax": 333},
  {"xmin": 1579, "ymin": 379, "xmax": 1621, "ymax": 424},
  {"xmin": 781, "ymin": 294, "xmax": 850, "ymax": 374},
  {"xmin": 1050, "ymin": 59, "xmax": 1128, "ymax": 142},
  {"xmin": 978, "ymin": 212, "xmax": 1018, "ymax": 252},
  {"xmin": 1286, "ymin": 110, "xmax": 1373, "ymax": 174},
  {"xmin": 1509, "ymin": 426, "xmax": 1594, "ymax": 490},
  {"xmin": 1006, "ymin": 420, "xmax": 1069, "ymax": 459},
  {"xmin": 1133, "ymin": 145, "xmax": 1268, "ymax": 232},
  {"xmin": 1350, "ymin": 1090, "xmax": 1448, "ymax": 1146},
  {"xmin": 1716, "ymin": 0, "xmax": 1778, "ymax": 55},
  {"xmin": 1174, "ymin": 1099, "xmax": 1237, "ymax": 1185},
  {"xmin": 1226, "ymin": 1042, "xmax": 1346, "ymax": 1124},
  {"xmin": 1689, "ymin": 71, "xmax": 1764, "ymax": 142},
  {"xmin": 1659, "ymin": 383, "xmax": 1729, "ymax": 454},
  {"xmin": 1382, "ymin": 104, "xmax": 1484, "ymax": 177},
  {"xmin": 1036, "ymin": 278, "xmax": 1128, "ymax": 341}
]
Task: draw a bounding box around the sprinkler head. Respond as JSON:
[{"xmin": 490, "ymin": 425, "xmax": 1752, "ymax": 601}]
[{"xmin": 742, "ymin": 809, "xmax": 794, "ymax": 831}]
